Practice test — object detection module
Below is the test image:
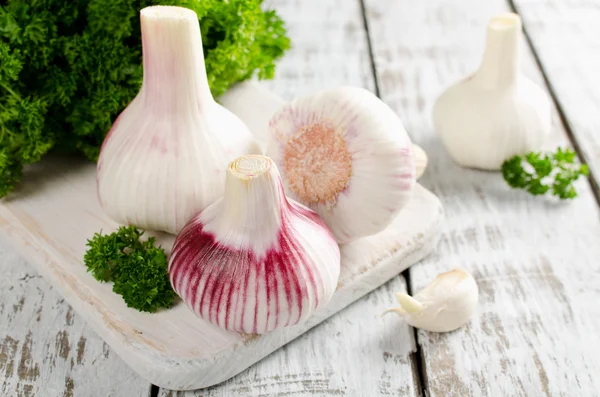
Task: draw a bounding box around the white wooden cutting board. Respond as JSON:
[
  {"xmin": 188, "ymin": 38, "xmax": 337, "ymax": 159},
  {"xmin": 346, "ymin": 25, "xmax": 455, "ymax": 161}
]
[{"xmin": 0, "ymin": 83, "xmax": 443, "ymax": 391}]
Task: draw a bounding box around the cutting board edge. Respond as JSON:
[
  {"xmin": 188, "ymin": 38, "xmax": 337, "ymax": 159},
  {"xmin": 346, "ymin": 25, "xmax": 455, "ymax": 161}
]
[{"xmin": 0, "ymin": 187, "xmax": 444, "ymax": 390}]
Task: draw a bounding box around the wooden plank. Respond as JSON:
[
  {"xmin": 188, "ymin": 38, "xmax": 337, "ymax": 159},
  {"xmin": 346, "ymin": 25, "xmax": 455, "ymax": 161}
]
[
  {"xmin": 159, "ymin": 276, "xmax": 419, "ymax": 397},
  {"xmin": 364, "ymin": 0, "xmax": 600, "ymax": 395},
  {"xmin": 510, "ymin": 0, "xmax": 600, "ymax": 196},
  {"xmin": 157, "ymin": 0, "xmax": 420, "ymax": 394},
  {"xmin": 259, "ymin": 0, "xmax": 376, "ymax": 100},
  {"xmin": 0, "ymin": 239, "xmax": 151, "ymax": 397}
]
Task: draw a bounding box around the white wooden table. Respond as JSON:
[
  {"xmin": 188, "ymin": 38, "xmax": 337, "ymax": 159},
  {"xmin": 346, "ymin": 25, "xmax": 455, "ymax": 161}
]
[{"xmin": 2, "ymin": 0, "xmax": 600, "ymax": 395}]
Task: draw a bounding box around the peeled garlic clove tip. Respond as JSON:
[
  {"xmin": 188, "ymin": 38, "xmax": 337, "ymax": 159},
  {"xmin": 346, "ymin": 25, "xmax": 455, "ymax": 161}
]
[{"xmin": 396, "ymin": 292, "xmax": 424, "ymax": 314}]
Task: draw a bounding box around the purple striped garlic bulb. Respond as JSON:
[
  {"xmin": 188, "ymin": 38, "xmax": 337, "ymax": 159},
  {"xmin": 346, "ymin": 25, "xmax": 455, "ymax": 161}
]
[
  {"xmin": 266, "ymin": 87, "xmax": 416, "ymax": 244},
  {"xmin": 169, "ymin": 155, "xmax": 341, "ymax": 334},
  {"xmin": 97, "ymin": 6, "xmax": 259, "ymax": 234}
]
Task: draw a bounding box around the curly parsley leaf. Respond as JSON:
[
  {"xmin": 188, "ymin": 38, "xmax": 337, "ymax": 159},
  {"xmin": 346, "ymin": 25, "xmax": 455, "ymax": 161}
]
[
  {"xmin": 502, "ymin": 148, "xmax": 589, "ymax": 200},
  {"xmin": 84, "ymin": 226, "xmax": 176, "ymax": 312}
]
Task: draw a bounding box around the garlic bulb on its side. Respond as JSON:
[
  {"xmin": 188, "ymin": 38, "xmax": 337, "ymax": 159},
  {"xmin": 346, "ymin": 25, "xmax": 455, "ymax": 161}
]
[
  {"xmin": 266, "ymin": 86, "xmax": 415, "ymax": 244},
  {"xmin": 433, "ymin": 13, "xmax": 551, "ymax": 170},
  {"xmin": 386, "ymin": 268, "xmax": 478, "ymax": 332},
  {"xmin": 97, "ymin": 6, "xmax": 260, "ymax": 234},
  {"xmin": 169, "ymin": 155, "xmax": 341, "ymax": 334}
]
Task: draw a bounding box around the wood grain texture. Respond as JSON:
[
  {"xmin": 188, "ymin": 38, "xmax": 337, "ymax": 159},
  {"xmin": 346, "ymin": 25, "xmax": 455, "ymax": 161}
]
[
  {"xmin": 158, "ymin": 276, "xmax": 419, "ymax": 397},
  {"xmin": 0, "ymin": 239, "xmax": 151, "ymax": 397},
  {"xmin": 364, "ymin": 0, "xmax": 600, "ymax": 395},
  {"xmin": 511, "ymin": 0, "xmax": 600, "ymax": 195}
]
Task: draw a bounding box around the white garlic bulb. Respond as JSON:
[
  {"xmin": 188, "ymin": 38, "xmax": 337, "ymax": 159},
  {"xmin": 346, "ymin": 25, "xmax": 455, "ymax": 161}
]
[
  {"xmin": 433, "ymin": 13, "xmax": 551, "ymax": 170},
  {"xmin": 386, "ymin": 268, "xmax": 479, "ymax": 332},
  {"xmin": 97, "ymin": 6, "xmax": 260, "ymax": 234},
  {"xmin": 168, "ymin": 155, "xmax": 341, "ymax": 334},
  {"xmin": 266, "ymin": 86, "xmax": 415, "ymax": 244}
]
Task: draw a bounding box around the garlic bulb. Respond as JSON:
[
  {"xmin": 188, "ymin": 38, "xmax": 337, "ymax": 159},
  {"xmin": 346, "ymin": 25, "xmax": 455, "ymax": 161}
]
[
  {"xmin": 433, "ymin": 13, "xmax": 551, "ymax": 170},
  {"xmin": 386, "ymin": 268, "xmax": 478, "ymax": 332},
  {"xmin": 169, "ymin": 155, "xmax": 341, "ymax": 334},
  {"xmin": 97, "ymin": 6, "xmax": 260, "ymax": 234},
  {"xmin": 266, "ymin": 86, "xmax": 415, "ymax": 244}
]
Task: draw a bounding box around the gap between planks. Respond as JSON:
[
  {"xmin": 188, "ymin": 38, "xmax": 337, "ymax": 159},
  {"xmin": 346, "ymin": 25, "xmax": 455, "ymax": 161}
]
[
  {"xmin": 508, "ymin": 0, "xmax": 600, "ymax": 206},
  {"xmin": 358, "ymin": 0, "xmax": 428, "ymax": 395}
]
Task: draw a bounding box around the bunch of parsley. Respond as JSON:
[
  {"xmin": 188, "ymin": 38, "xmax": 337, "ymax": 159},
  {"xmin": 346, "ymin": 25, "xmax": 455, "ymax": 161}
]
[
  {"xmin": 502, "ymin": 148, "xmax": 589, "ymax": 200},
  {"xmin": 0, "ymin": 0, "xmax": 290, "ymax": 197},
  {"xmin": 84, "ymin": 226, "xmax": 176, "ymax": 312}
]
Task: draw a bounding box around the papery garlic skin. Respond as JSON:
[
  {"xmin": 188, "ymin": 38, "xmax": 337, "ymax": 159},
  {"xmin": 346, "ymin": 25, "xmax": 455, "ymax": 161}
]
[
  {"xmin": 168, "ymin": 155, "xmax": 341, "ymax": 334},
  {"xmin": 386, "ymin": 268, "xmax": 479, "ymax": 333},
  {"xmin": 433, "ymin": 13, "xmax": 551, "ymax": 170},
  {"xmin": 413, "ymin": 144, "xmax": 428, "ymax": 180},
  {"xmin": 266, "ymin": 86, "xmax": 415, "ymax": 244},
  {"xmin": 97, "ymin": 6, "xmax": 260, "ymax": 234}
]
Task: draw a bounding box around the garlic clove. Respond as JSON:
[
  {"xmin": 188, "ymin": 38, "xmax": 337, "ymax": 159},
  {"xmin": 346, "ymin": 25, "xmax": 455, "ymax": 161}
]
[
  {"xmin": 386, "ymin": 268, "xmax": 479, "ymax": 333},
  {"xmin": 168, "ymin": 155, "xmax": 341, "ymax": 334},
  {"xmin": 433, "ymin": 13, "xmax": 551, "ymax": 170},
  {"xmin": 97, "ymin": 6, "xmax": 260, "ymax": 235},
  {"xmin": 266, "ymin": 86, "xmax": 416, "ymax": 244}
]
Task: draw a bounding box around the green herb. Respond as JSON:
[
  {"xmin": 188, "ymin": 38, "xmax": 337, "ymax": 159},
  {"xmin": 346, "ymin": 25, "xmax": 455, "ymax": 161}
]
[
  {"xmin": 502, "ymin": 148, "xmax": 589, "ymax": 200},
  {"xmin": 84, "ymin": 226, "xmax": 176, "ymax": 312},
  {"xmin": 0, "ymin": 0, "xmax": 290, "ymax": 197}
]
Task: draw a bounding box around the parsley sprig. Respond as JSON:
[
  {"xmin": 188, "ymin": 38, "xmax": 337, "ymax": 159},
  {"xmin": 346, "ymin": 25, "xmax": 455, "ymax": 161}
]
[
  {"xmin": 84, "ymin": 226, "xmax": 176, "ymax": 312},
  {"xmin": 502, "ymin": 148, "xmax": 589, "ymax": 200}
]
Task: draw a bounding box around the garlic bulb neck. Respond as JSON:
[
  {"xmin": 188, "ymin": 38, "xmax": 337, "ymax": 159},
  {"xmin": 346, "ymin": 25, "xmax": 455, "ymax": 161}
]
[
  {"xmin": 140, "ymin": 6, "xmax": 212, "ymax": 110},
  {"xmin": 474, "ymin": 13, "xmax": 521, "ymax": 89},
  {"xmin": 215, "ymin": 156, "xmax": 285, "ymax": 249}
]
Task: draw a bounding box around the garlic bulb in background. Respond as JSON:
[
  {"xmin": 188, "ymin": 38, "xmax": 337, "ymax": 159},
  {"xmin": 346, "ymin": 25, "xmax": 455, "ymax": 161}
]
[
  {"xmin": 97, "ymin": 6, "xmax": 260, "ymax": 234},
  {"xmin": 266, "ymin": 86, "xmax": 416, "ymax": 244},
  {"xmin": 386, "ymin": 268, "xmax": 478, "ymax": 332},
  {"xmin": 433, "ymin": 13, "xmax": 551, "ymax": 170},
  {"xmin": 169, "ymin": 155, "xmax": 340, "ymax": 334}
]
